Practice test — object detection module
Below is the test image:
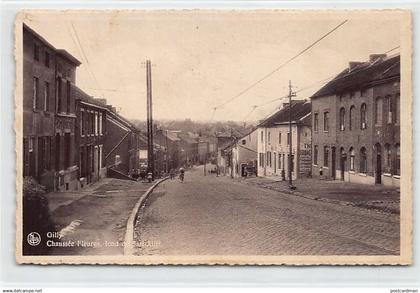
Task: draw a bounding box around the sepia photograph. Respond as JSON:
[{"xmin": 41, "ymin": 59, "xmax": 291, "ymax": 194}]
[{"xmin": 15, "ymin": 9, "xmax": 412, "ymax": 265}]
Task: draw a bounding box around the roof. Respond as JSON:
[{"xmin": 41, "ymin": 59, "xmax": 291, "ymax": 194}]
[
  {"xmin": 23, "ymin": 23, "xmax": 81, "ymax": 66},
  {"xmin": 164, "ymin": 131, "xmax": 181, "ymax": 142},
  {"xmin": 178, "ymin": 133, "xmax": 198, "ymax": 144},
  {"xmin": 258, "ymin": 100, "xmax": 311, "ymax": 127},
  {"xmin": 311, "ymin": 54, "xmax": 400, "ymax": 99},
  {"xmin": 74, "ymin": 86, "xmax": 107, "ymax": 109}
]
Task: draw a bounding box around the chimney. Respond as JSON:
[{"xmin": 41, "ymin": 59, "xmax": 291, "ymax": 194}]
[
  {"xmin": 369, "ymin": 54, "xmax": 387, "ymax": 63},
  {"xmin": 96, "ymin": 98, "xmax": 107, "ymax": 105},
  {"xmin": 348, "ymin": 61, "xmax": 363, "ymax": 71}
]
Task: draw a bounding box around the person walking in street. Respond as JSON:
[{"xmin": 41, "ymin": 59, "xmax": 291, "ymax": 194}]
[
  {"xmin": 179, "ymin": 167, "xmax": 185, "ymax": 182},
  {"xmin": 169, "ymin": 168, "xmax": 175, "ymax": 180}
]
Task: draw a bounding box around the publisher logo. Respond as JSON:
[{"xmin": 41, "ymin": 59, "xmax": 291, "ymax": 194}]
[{"xmin": 27, "ymin": 232, "xmax": 41, "ymax": 246}]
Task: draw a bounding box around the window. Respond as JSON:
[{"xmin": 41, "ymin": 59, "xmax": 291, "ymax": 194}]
[
  {"xmin": 66, "ymin": 81, "xmax": 71, "ymax": 113},
  {"xmin": 260, "ymin": 131, "xmax": 264, "ymax": 143},
  {"xmin": 278, "ymin": 132, "xmax": 281, "ymax": 144},
  {"xmin": 323, "ymin": 111, "xmax": 329, "ymax": 132},
  {"xmin": 314, "ymin": 113, "xmax": 319, "ymax": 132},
  {"xmin": 395, "ymin": 94, "xmax": 400, "ymax": 124},
  {"xmin": 241, "ymin": 139, "xmax": 246, "ymax": 145},
  {"xmin": 259, "ymin": 153, "xmax": 265, "ymax": 167},
  {"xmin": 80, "ymin": 110, "xmax": 85, "ymax": 136},
  {"xmin": 360, "ymin": 103, "xmax": 367, "ymax": 129},
  {"xmin": 95, "ymin": 112, "xmax": 98, "ymax": 136},
  {"xmin": 287, "ymin": 133, "xmax": 290, "ymax": 145},
  {"xmin": 55, "ymin": 134, "xmax": 60, "ymax": 171},
  {"xmin": 45, "ymin": 51, "xmax": 50, "ymax": 67},
  {"xmin": 339, "ymin": 108, "xmax": 345, "ymax": 131},
  {"xmin": 395, "ymin": 144, "xmax": 400, "ymax": 176},
  {"xmin": 266, "ymin": 151, "xmax": 271, "ymax": 167},
  {"xmin": 56, "ymin": 78, "xmax": 62, "ymax": 113},
  {"xmin": 360, "ymin": 89, "xmax": 367, "ymax": 97},
  {"xmin": 360, "ymin": 147, "xmax": 367, "ymax": 174},
  {"xmin": 375, "ymin": 97, "xmax": 383, "ymax": 125},
  {"xmin": 349, "ymin": 147, "xmax": 355, "ymax": 171},
  {"xmin": 64, "ymin": 133, "xmax": 71, "ymax": 169},
  {"xmin": 32, "ymin": 77, "xmax": 39, "ymax": 110},
  {"xmin": 384, "ymin": 144, "xmax": 391, "ymax": 173},
  {"xmin": 268, "ymin": 132, "xmax": 271, "ymax": 144},
  {"xmin": 33, "ymin": 44, "xmax": 39, "ymax": 61},
  {"xmin": 44, "ymin": 82, "xmax": 49, "ymax": 111},
  {"xmin": 313, "ymin": 145, "xmax": 318, "ymax": 165},
  {"xmin": 350, "ymin": 91, "xmax": 355, "ymax": 99},
  {"xmin": 387, "ymin": 96, "xmax": 393, "ymax": 124},
  {"xmin": 349, "ymin": 106, "xmax": 355, "ymax": 130},
  {"xmin": 278, "ymin": 153, "xmax": 281, "ymax": 170},
  {"xmin": 323, "ymin": 146, "xmax": 329, "ymax": 167}
]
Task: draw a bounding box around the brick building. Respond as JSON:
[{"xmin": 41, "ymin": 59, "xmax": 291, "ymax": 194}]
[
  {"xmin": 23, "ymin": 24, "xmax": 81, "ymax": 191},
  {"xmin": 74, "ymin": 88, "xmax": 107, "ymax": 187},
  {"xmin": 311, "ymin": 54, "xmax": 400, "ymax": 187},
  {"xmin": 257, "ymin": 100, "xmax": 311, "ymax": 180}
]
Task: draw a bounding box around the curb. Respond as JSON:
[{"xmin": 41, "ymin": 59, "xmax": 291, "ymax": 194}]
[{"xmin": 123, "ymin": 177, "xmax": 169, "ymax": 255}]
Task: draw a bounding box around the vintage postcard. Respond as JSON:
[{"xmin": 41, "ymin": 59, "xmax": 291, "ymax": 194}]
[{"xmin": 15, "ymin": 9, "xmax": 412, "ymax": 265}]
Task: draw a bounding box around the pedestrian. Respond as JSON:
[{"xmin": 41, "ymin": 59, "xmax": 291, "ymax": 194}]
[
  {"xmin": 179, "ymin": 167, "xmax": 185, "ymax": 182},
  {"xmin": 170, "ymin": 168, "xmax": 175, "ymax": 180}
]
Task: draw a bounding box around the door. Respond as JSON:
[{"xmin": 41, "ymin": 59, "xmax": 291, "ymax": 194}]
[
  {"xmin": 331, "ymin": 147, "xmax": 336, "ymax": 179},
  {"xmin": 340, "ymin": 148, "xmax": 345, "ymax": 181},
  {"xmin": 375, "ymin": 144, "xmax": 382, "ymax": 184},
  {"xmin": 273, "ymin": 152, "xmax": 277, "ymax": 173}
]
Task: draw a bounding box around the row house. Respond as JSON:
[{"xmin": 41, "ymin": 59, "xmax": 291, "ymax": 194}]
[
  {"xmin": 178, "ymin": 132, "xmax": 199, "ymax": 167},
  {"xmin": 198, "ymin": 136, "xmax": 217, "ymax": 164},
  {"xmin": 74, "ymin": 87, "xmax": 107, "ymax": 187},
  {"xmin": 104, "ymin": 108, "xmax": 141, "ymax": 178},
  {"xmin": 311, "ymin": 53, "xmax": 400, "ymax": 187},
  {"xmin": 216, "ymin": 130, "xmax": 242, "ymax": 176},
  {"xmin": 154, "ymin": 129, "xmax": 182, "ymax": 172},
  {"xmin": 257, "ymin": 100, "xmax": 312, "ymax": 180},
  {"xmin": 23, "ymin": 24, "xmax": 81, "ymax": 191}
]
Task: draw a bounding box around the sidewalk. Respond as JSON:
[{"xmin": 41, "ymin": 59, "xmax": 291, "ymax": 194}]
[
  {"xmin": 44, "ymin": 178, "xmax": 151, "ymax": 255},
  {"xmin": 235, "ymin": 176, "xmax": 400, "ymax": 214}
]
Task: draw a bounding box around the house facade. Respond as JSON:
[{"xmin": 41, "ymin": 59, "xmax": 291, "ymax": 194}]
[
  {"xmin": 231, "ymin": 129, "xmax": 258, "ymax": 177},
  {"xmin": 257, "ymin": 100, "xmax": 312, "ymax": 180},
  {"xmin": 22, "ymin": 24, "xmax": 56, "ymax": 191},
  {"xmin": 104, "ymin": 108, "xmax": 140, "ymax": 178},
  {"xmin": 311, "ymin": 53, "xmax": 400, "ymax": 187},
  {"xmin": 75, "ymin": 87, "xmax": 107, "ymax": 188},
  {"xmin": 23, "ymin": 24, "xmax": 82, "ymax": 192}
]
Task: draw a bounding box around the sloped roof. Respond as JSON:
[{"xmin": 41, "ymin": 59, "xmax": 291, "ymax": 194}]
[
  {"xmin": 178, "ymin": 133, "xmax": 198, "ymax": 144},
  {"xmin": 259, "ymin": 100, "xmax": 311, "ymax": 127},
  {"xmin": 164, "ymin": 131, "xmax": 181, "ymax": 141},
  {"xmin": 73, "ymin": 86, "xmax": 107, "ymax": 109},
  {"xmin": 311, "ymin": 54, "xmax": 400, "ymax": 99}
]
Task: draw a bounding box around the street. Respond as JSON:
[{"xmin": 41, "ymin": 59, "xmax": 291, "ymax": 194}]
[{"xmin": 134, "ymin": 167, "xmax": 400, "ymax": 255}]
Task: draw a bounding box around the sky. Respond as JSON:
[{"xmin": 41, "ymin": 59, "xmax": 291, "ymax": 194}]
[{"xmin": 21, "ymin": 10, "xmax": 405, "ymax": 122}]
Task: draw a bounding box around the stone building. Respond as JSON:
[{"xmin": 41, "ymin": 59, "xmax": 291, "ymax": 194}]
[
  {"xmin": 311, "ymin": 53, "xmax": 400, "ymax": 187},
  {"xmin": 257, "ymin": 100, "xmax": 312, "ymax": 180}
]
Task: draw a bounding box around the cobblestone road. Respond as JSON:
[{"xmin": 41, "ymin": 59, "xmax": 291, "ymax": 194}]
[{"xmin": 134, "ymin": 167, "xmax": 400, "ymax": 255}]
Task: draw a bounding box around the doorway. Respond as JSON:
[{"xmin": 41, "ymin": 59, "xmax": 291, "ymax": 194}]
[
  {"xmin": 340, "ymin": 147, "xmax": 346, "ymax": 181},
  {"xmin": 331, "ymin": 146, "xmax": 336, "ymax": 179},
  {"xmin": 375, "ymin": 143, "xmax": 382, "ymax": 184}
]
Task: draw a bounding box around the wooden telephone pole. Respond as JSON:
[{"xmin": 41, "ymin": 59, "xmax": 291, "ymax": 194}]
[
  {"xmin": 146, "ymin": 60, "xmax": 155, "ymax": 181},
  {"xmin": 288, "ymin": 80, "xmax": 296, "ymax": 189}
]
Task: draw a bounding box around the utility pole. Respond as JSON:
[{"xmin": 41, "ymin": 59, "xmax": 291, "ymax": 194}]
[
  {"xmin": 146, "ymin": 60, "xmax": 155, "ymax": 181},
  {"xmin": 288, "ymin": 80, "xmax": 296, "ymax": 190}
]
